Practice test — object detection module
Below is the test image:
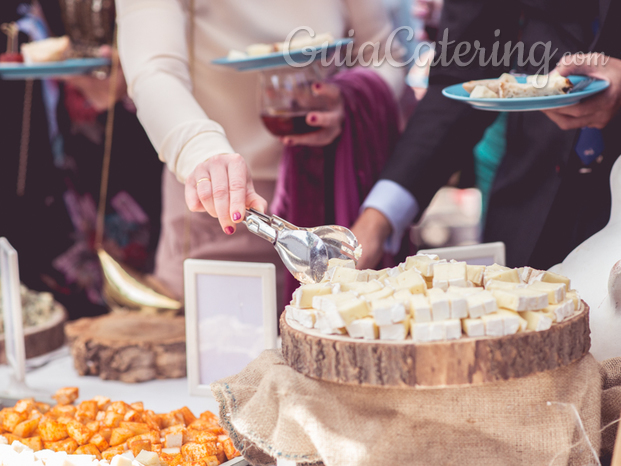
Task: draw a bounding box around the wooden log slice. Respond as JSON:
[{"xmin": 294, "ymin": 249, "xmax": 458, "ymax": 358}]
[
  {"xmin": 65, "ymin": 313, "xmax": 186, "ymax": 383},
  {"xmin": 0, "ymin": 304, "xmax": 67, "ymax": 364},
  {"xmin": 281, "ymin": 302, "xmax": 591, "ymax": 388}
]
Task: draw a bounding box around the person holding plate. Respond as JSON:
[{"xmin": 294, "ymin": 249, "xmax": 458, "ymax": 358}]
[
  {"xmin": 115, "ymin": 0, "xmax": 409, "ymax": 302},
  {"xmin": 351, "ymin": 0, "xmax": 621, "ymax": 271}
]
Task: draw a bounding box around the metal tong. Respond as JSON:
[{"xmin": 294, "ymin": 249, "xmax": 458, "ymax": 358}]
[{"xmin": 243, "ymin": 209, "xmax": 359, "ymax": 284}]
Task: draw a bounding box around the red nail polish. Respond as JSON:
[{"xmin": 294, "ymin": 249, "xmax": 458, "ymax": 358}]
[
  {"xmin": 310, "ymin": 115, "xmax": 317, "ymax": 123},
  {"xmin": 225, "ymin": 226, "xmax": 234, "ymax": 235},
  {"xmin": 314, "ymin": 83, "xmax": 322, "ymax": 90},
  {"xmin": 232, "ymin": 212, "xmax": 241, "ymax": 221}
]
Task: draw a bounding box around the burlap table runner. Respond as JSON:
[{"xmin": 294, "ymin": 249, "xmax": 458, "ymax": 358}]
[{"xmin": 212, "ymin": 350, "xmax": 620, "ymax": 466}]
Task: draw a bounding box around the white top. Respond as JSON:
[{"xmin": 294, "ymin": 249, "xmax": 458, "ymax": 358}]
[{"xmin": 116, "ymin": 0, "xmax": 406, "ymax": 182}]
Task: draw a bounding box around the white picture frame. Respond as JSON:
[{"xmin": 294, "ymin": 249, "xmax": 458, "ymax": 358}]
[
  {"xmin": 184, "ymin": 259, "xmax": 277, "ymax": 397},
  {"xmin": 0, "ymin": 238, "xmax": 26, "ymax": 383},
  {"xmin": 418, "ymin": 242, "xmax": 506, "ymax": 266}
]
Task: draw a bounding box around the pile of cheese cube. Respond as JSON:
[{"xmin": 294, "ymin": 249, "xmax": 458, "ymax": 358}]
[{"xmin": 286, "ymin": 255, "xmax": 580, "ymax": 342}]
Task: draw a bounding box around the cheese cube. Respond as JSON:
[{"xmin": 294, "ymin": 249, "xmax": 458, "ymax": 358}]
[
  {"xmin": 519, "ymin": 310, "xmax": 553, "ymax": 331},
  {"xmin": 461, "ymin": 318, "xmax": 485, "ymax": 337},
  {"xmin": 327, "ymin": 258, "xmax": 355, "ymax": 269},
  {"xmin": 371, "ymin": 299, "xmax": 407, "ymax": 325},
  {"xmin": 363, "ymin": 286, "xmax": 394, "ymax": 302},
  {"xmin": 428, "ymin": 321, "xmax": 447, "ymax": 341},
  {"xmin": 528, "ymin": 280, "xmax": 566, "ymax": 304},
  {"xmin": 445, "ymin": 319, "xmax": 462, "ymax": 340},
  {"xmin": 484, "ymin": 264, "xmax": 520, "ymax": 286},
  {"xmin": 566, "ymin": 290, "xmax": 580, "ymax": 310},
  {"xmin": 385, "ymin": 269, "xmax": 427, "ymax": 294},
  {"xmin": 340, "ymin": 280, "xmax": 383, "ymax": 295},
  {"xmin": 427, "ymin": 288, "xmax": 450, "ymax": 322},
  {"xmin": 291, "ymin": 283, "xmax": 333, "ymax": 308},
  {"xmin": 492, "ymin": 288, "xmax": 548, "ymax": 311},
  {"xmin": 135, "ymin": 450, "xmax": 160, "ymax": 466},
  {"xmin": 410, "ymin": 294, "xmax": 432, "ymax": 323},
  {"xmin": 346, "ymin": 318, "xmax": 378, "ymax": 340},
  {"xmin": 393, "ymin": 288, "xmax": 412, "ymax": 301},
  {"xmin": 540, "ymin": 270, "xmax": 571, "ymax": 290},
  {"xmin": 330, "ymin": 298, "xmax": 370, "ymax": 326},
  {"xmin": 467, "ymin": 265, "xmax": 486, "ymax": 287},
  {"xmin": 446, "ymin": 292, "xmax": 468, "ymax": 319},
  {"xmin": 543, "ymin": 298, "xmax": 575, "ymax": 323},
  {"xmin": 314, "ymin": 311, "xmax": 346, "ymax": 334},
  {"xmin": 433, "ymin": 262, "xmax": 468, "ymax": 290},
  {"xmin": 286, "ymin": 306, "xmax": 317, "ymax": 328},
  {"xmin": 328, "ymin": 266, "xmax": 360, "ymax": 284},
  {"xmin": 403, "ymin": 254, "xmax": 440, "ymax": 277},
  {"xmin": 111, "ymin": 456, "xmax": 133, "ymax": 466},
  {"xmin": 386, "ymin": 266, "xmax": 404, "ymax": 277},
  {"xmin": 518, "ymin": 266, "xmax": 540, "ymax": 284},
  {"xmin": 496, "ymin": 309, "xmax": 521, "ymax": 335},
  {"xmin": 466, "ymin": 290, "xmax": 497, "ymax": 318},
  {"xmin": 448, "ymin": 286, "xmax": 482, "ymax": 297},
  {"xmin": 410, "ymin": 320, "xmax": 431, "ymax": 342},
  {"xmin": 379, "ymin": 319, "xmax": 410, "ymax": 341},
  {"xmin": 312, "ymin": 292, "xmax": 357, "ymax": 311},
  {"xmin": 481, "ymin": 313, "xmax": 504, "ymax": 336},
  {"xmin": 246, "ymin": 43, "xmax": 274, "ymax": 56},
  {"xmin": 486, "ymin": 280, "xmax": 522, "ymax": 291}
]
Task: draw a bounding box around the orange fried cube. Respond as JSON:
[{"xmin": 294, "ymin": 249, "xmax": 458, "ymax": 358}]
[
  {"xmin": 28, "ymin": 410, "xmax": 43, "ymax": 422},
  {"xmin": 128, "ymin": 430, "xmax": 160, "ymax": 445},
  {"xmin": 221, "ymin": 437, "xmax": 240, "ymax": 460},
  {"xmin": 178, "ymin": 407, "xmax": 197, "ymax": 426},
  {"xmin": 50, "ymin": 405, "xmax": 77, "ymax": 418},
  {"xmin": 180, "ymin": 462, "xmax": 206, "ymax": 466},
  {"xmin": 160, "ymin": 452, "xmax": 184, "ymax": 466},
  {"xmin": 56, "ymin": 416, "xmax": 75, "ymax": 425},
  {"xmin": 52, "ymin": 387, "xmax": 79, "ymax": 406},
  {"xmin": 103, "ymin": 411, "xmax": 123, "ymax": 428},
  {"xmin": 34, "ymin": 402, "xmax": 50, "ymax": 414},
  {"xmin": 76, "ymin": 400, "xmax": 98, "ymax": 422},
  {"xmin": 152, "ymin": 443, "xmax": 162, "ymax": 454},
  {"xmin": 38, "ymin": 420, "xmax": 68, "ymax": 442},
  {"xmin": 130, "ymin": 402, "xmax": 144, "ymax": 412},
  {"xmin": 187, "ymin": 421, "xmax": 223, "ymax": 436},
  {"xmin": 1, "ymin": 433, "xmax": 22, "ymax": 444},
  {"xmin": 67, "ymin": 420, "xmax": 93, "ymax": 445},
  {"xmin": 102, "ymin": 445, "xmax": 126, "ymax": 460},
  {"xmin": 203, "ymin": 457, "xmax": 219, "ymax": 466},
  {"xmin": 107, "ymin": 401, "xmax": 131, "ymax": 415},
  {"xmin": 85, "ymin": 421, "xmax": 100, "ymax": 433},
  {"xmin": 160, "ymin": 410, "xmax": 185, "ymax": 428},
  {"xmin": 13, "ymin": 418, "xmax": 39, "ymax": 437},
  {"xmin": 123, "ymin": 410, "xmax": 143, "ymax": 422},
  {"xmin": 199, "ymin": 411, "xmax": 218, "ymax": 424},
  {"xmin": 44, "ymin": 437, "xmax": 78, "ymax": 453},
  {"xmin": 75, "ymin": 444, "xmax": 102, "ymax": 459},
  {"xmin": 3, "ymin": 410, "xmax": 28, "ymax": 432},
  {"xmin": 215, "ymin": 442, "xmax": 227, "ymax": 464},
  {"xmin": 90, "ymin": 432, "xmax": 109, "ymax": 451},
  {"xmin": 120, "ymin": 421, "xmax": 150, "ymax": 435},
  {"xmin": 14, "ymin": 399, "xmax": 36, "ymax": 414},
  {"xmin": 20, "ymin": 436, "xmax": 43, "ymax": 451},
  {"xmin": 129, "ymin": 438, "xmax": 152, "ymax": 457},
  {"xmin": 110, "ymin": 426, "xmax": 134, "ymax": 446},
  {"xmin": 181, "ymin": 442, "xmax": 218, "ymax": 461},
  {"xmin": 143, "ymin": 410, "xmax": 161, "ymax": 431},
  {"xmin": 185, "ymin": 430, "xmax": 217, "ymax": 444},
  {"xmin": 92, "ymin": 395, "xmax": 111, "ymax": 410}
]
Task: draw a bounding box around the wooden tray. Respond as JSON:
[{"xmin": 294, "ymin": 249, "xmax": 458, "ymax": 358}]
[
  {"xmin": 281, "ymin": 302, "xmax": 590, "ymax": 388},
  {"xmin": 0, "ymin": 304, "xmax": 67, "ymax": 364}
]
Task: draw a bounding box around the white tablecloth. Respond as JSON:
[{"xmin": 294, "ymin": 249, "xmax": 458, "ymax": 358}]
[{"xmin": 0, "ymin": 347, "xmax": 219, "ymax": 415}]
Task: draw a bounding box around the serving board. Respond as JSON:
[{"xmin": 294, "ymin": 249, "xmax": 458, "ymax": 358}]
[
  {"xmin": 280, "ymin": 302, "xmax": 590, "ymax": 388},
  {"xmin": 65, "ymin": 313, "xmax": 186, "ymax": 383},
  {"xmin": 0, "ymin": 303, "xmax": 67, "ymax": 364}
]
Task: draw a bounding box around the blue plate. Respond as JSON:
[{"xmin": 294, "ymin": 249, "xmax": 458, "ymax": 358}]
[
  {"xmin": 442, "ymin": 75, "xmax": 609, "ymax": 112},
  {"xmin": 212, "ymin": 38, "xmax": 353, "ymax": 72},
  {"xmin": 0, "ymin": 58, "xmax": 111, "ymax": 80}
]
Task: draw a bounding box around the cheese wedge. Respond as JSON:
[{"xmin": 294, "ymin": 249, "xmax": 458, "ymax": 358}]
[
  {"xmin": 446, "ymin": 292, "xmax": 468, "ymax": 319},
  {"xmin": 470, "ymin": 85, "xmax": 499, "ymax": 98},
  {"xmin": 327, "ymin": 258, "xmax": 355, "ymax": 269},
  {"xmin": 467, "ymin": 265, "xmax": 486, "ymax": 287},
  {"xmin": 566, "ymin": 290, "xmax": 580, "ymax": 310},
  {"xmin": 461, "ymin": 318, "xmax": 485, "ymax": 337},
  {"xmin": 246, "ymin": 43, "xmax": 275, "ymax": 56},
  {"xmin": 486, "ymin": 280, "xmax": 522, "ymax": 291},
  {"xmin": 286, "ymin": 305, "xmax": 316, "ymax": 328},
  {"xmin": 481, "ymin": 312, "xmax": 504, "ymax": 336},
  {"xmin": 484, "ymin": 264, "xmax": 520, "ymax": 286},
  {"xmin": 328, "ymin": 266, "xmax": 360, "ymax": 284},
  {"xmin": 528, "ymin": 280, "xmax": 566, "ymax": 304},
  {"xmin": 518, "ymin": 266, "xmax": 540, "ymax": 284},
  {"xmin": 385, "ymin": 268, "xmax": 427, "ymax": 294},
  {"xmin": 363, "ymin": 286, "xmax": 394, "ymax": 302},
  {"xmin": 542, "ymin": 298, "xmax": 575, "ymax": 322},
  {"xmin": 427, "ymin": 288, "xmax": 450, "ymax": 322},
  {"xmin": 519, "ymin": 310, "xmax": 553, "ymax": 331},
  {"xmin": 292, "ymin": 283, "xmax": 333, "ymax": 308},
  {"xmin": 410, "ymin": 294, "xmax": 432, "ymax": 323},
  {"xmin": 495, "ymin": 309, "xmax": 521, "ymax": 335},
  {"xmin": 372, "ymin": 299, "xmax": 408, "ymax": 325},
  {"xmin": 346, "ymin": 317, "xmax": 378, "ymax": 340},
  {"xmin": 433, "ymin": 261, "xmax": 468, "ymax": 290},
  {"xmin": 340, "ymin": 280, "xmax": 383, "ymax": 295},
  {"xmin": 404, "ymin": 254, "xmax": 441, "ymax": 277},
  {"xmin": 445, "ymin": 319, "xmax": 462, "ymax": 340},
  {"xmin": 540, "ymin": 271, "xmax": 571, "ymax": 290},
  {"xmin": 429, "ymin": 321, "xmax": 447, "ymax": 341},
  {"xmin": 491, "ymin": 288, "xmax": 548, "ymax": 311},
  {"xmin": 466, "ymin": 290, "xmax": 497, "ymax": 318},
  {"xmin": 314, "ymin": 311, "xmax": 346, "ymax": 335},
  {"xmin": 379, "ymin": 319, "xmax": 410, "ymax": 341},
  {"xmin": 393, "ymin": 289, "xmax": 413, "ymax": 301},
  {"xmin": 411, "ymin": 320, "xmax": 432, "ymax": 342},
  {"xmin": 448, "ymin": 286, "xmax": 482, "ymax": 297},
  {"xmin": 313, "ymin": 292, "xmax": 368, "ymax": 327}
]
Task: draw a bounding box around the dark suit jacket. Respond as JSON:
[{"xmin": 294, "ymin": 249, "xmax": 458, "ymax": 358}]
[{"xmin": 382, "ymin": 0, "xmax": 621, "ymax": 268}]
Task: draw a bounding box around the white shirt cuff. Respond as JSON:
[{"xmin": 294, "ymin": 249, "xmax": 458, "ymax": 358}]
[{"xmin": 361, "ymin": 180, "xmax": 419, "ymax": 254}]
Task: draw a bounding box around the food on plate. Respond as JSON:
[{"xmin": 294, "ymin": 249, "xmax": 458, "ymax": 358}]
[
  {"xmin": 0, "ymin": 285, "xmax": 58, "ymax": 334},
  {"xmin": 21, "ymin": 36, "xmax": 71, "ymax": 63},
  {"xmin": 1, "ymin": 22, "xmax": 23, "ymax": 62},
  {"xmin": 0, "ymin": 387, "xmax": 240, "ymax": 465},
  {"xmin": 463, "ymin": 72, "xmax": 573, "ymax": 99},
  {"xmin": 0, "ymin": 52, "xmax": 23, "ymax": 63},
  {"xmin": 286, "ymin": 253, "xmax": 580, "ymax": 341},
  {"xmin": 227, "ymin": 32, "xmax": 334, "ymax": 59}
]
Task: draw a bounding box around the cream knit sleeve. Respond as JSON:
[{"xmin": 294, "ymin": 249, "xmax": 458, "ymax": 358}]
[{"xmin": 115, "ymin": 0, "xmax": 235, "ymax": 183}]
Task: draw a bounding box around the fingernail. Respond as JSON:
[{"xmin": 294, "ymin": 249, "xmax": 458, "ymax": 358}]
[
  {"xmin": 232, "ymin": 212, "xmax": 241, "ymax": 221},
  {"xmin": 284, "ymin": 138, "xmax": 292, "ymax": 146},
  {"xmin": 310, "ymin": 115, "xmax": 317, "ymax": 123},
  {"xmin": 225, "ymin": 226, "xmax": 234, "ymax": 235},
  {"xmin": 313, "ymin": 83, "xmax": 322, "ymax": 91}
]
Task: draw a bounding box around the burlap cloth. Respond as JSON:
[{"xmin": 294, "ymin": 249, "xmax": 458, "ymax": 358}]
[{"xmin": 212, "ymin": 350, "xmax": 621, "ymax": 466}]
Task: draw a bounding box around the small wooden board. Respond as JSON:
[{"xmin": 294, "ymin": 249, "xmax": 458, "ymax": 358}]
[
  {"xmin": 281, "ymin": 302, "xmax": 591, "ymax": 388},
  {"xmin": 0, "ymin": 304, "xmax": 67, "ymax": 364},
  {"xmin": 65, "ymin": 313, "xmax": 186, "ymax": 383}
]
